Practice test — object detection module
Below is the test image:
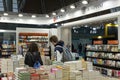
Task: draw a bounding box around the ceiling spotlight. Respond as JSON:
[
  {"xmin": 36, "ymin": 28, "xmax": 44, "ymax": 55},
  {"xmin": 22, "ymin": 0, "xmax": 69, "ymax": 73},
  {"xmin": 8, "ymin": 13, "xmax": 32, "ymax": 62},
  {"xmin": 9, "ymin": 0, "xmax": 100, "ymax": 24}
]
[
  {"xmin": 55, "ymin": 24, "xmax": 58, "ymax": 26},
  {"xmin": 98, "ymin": 36, "xmax": 102, "ymax": 39},
  {"xmin": 82, "ymin": 0, "xmax": 88, "ymax": 4},
  {"xmin": 46, "ymin": 14, "xmax": 49, "ymax": 18},
  {"xmin": 93, "ymin": 28, "xmax": 96, "ymax": 30},
  {"xmin": 60, "ymin": 9, "xmax": 65, "ymax": 12},
  {"xmin": 18, "ymin": 14, "xmax": 23, "ymax": 17},
  {"xmin": 31, "ymin": 15, "xmax": 36, "ymax": 18},
  {"xmin": 84, "ymin": 25, "xmax": 88, "ymax": 27},
  {"xmin": 52, "ymin": 12, "xmax": 56, "ymax": 16},
  {"xmin": 3, "ymin": 13, "xmax": 8, "ymax": 16},
  {"xmin": 70, "ymin": 5, "xmax": 75, "ymax": 9},
  {"xmin": 61, "ymin": 23, "xmax": 64, "ymax": 26}
]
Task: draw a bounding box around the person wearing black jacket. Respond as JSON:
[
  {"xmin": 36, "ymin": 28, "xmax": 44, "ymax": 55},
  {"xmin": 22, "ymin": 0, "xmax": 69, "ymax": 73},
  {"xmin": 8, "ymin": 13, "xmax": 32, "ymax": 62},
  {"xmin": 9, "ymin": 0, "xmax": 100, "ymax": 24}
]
[{"xmin": 24, "ymin": 42, "xmax": 43, "ymax": 67}]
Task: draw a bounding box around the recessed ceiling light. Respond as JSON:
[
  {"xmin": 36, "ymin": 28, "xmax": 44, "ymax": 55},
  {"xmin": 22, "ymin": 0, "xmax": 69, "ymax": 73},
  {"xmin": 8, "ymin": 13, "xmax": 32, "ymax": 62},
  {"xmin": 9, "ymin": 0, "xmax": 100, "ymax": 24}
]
[
  {"xmin": 52, "ymin": 12, "xmax": 56, "ymax": 15},
  {"xmin": 55, "ymin": 24, "xmax": 58, "ymax": 26},
  {"xmin": 98, "ymin": 36, "xmax": 102, "ymax": 39},
  {"xmin": 31, "ymin": 15, "xmax": 36, "ymax": 18},
  {"xmin": 60, "ymin": 9, "xmax": 65, "ymax": 12},
  {"xmin": 18, "ymin": 14, "xmax": 23, "ymax": 17},
  {"xmin": 82, "ymin": 0, "xmax": 88, "ymax": 4},
  {"xmin": 85, "ymin": 25, "xmax": 88, "ymax": 27},
  {"xmin": 61, "ymin": 23, "xmax": 64, "ymax": 26},
  {"xmin": 46, "ymin": 14, "xmax": 49, "ymax": 18},
  {"xmin": 70, "ymin": 5, "xmax": 75, "ymax": 9},
  {"xmin": 93, "ymin": 28, "xmax": 96, "ymax": 30},
  {"xmin": 3, "ymin": 13, "xmax": 8, "ymax": 16}
]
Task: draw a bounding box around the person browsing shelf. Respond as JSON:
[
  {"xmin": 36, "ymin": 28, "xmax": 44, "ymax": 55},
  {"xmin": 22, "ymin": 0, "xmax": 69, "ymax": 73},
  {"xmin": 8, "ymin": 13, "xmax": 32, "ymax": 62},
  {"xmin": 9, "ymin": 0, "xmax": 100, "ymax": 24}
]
[{"xmin": 50, "ymin": 35, "xmax": 64, "ymax": 62}]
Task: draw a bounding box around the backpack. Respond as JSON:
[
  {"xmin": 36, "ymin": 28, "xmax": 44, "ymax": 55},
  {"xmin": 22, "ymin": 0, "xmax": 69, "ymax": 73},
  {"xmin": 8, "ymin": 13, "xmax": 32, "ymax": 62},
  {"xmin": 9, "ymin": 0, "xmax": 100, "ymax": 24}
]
[
  {"xmin": 56, "ymin": 45, "xmax": 73, "ymax": 62},
  {"xmin": 30, "ymin": 52, "xmax": 41, "ymax": 69}
]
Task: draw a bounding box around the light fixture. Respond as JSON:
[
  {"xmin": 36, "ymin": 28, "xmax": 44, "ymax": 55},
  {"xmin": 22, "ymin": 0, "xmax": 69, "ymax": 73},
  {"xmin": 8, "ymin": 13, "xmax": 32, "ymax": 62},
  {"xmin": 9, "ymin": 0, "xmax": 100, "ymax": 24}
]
[
  {"xmin": 98, "ymin": 36, "xmax": 102, "ymax": 39},
  {"xmin": 3, "ymin": 13, "xmax": 8, "ymax": 16},
  {"xmin": 93, "ymin": 28, "xmax": 96, "ymax": 30},
  {"xmin": 31, "ymin": 15, "xmax": 36, "ymax": 18},
  {"xmin": 52, "ymin": 12, "xmax": 56, "ymax": 16},
  {"xmin": 84, "ymin": 25, "xmax": 88, "ymax": 27},
  {"xmin": 60, "ymin": 9, "xmax": 65, "ymax": 12},
  {"xmin": 70, "ymin": 5, "xmax": 75, "ymax": 9},
  {"xmin": 18, "ymin": 14, "xmax": 23, "ymax": 17},
  {"xmin": 0, "ymin": 29, "xmax": 6, "ymax": 32},
  {"xmin": 82, "ymin": 0, "xmax": 88, "ymax": 4},
  {"xmin": 45, "ymin": 14, "xmax": 49, "ymax": 18},
  {"xmin": 55, "ymin": 24, "xmax": 58, "ymax": 26},
  {"xmin": 61, "ymin": 23, "xmax": 64, "ymax": 26}
]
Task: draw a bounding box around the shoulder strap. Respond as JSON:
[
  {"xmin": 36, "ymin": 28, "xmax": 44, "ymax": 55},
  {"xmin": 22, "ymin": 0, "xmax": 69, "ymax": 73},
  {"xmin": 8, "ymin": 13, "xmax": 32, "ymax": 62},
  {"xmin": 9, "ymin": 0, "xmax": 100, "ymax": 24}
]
[{"xmin": 56, "ymin": 45, "xmax": 63, "ymax": 48}]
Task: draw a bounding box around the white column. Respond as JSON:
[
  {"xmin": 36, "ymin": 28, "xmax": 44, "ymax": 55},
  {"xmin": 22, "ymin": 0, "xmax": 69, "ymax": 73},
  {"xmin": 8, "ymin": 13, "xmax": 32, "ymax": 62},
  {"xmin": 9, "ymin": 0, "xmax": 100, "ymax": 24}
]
[
  {"xmin": 118, "ymin": 16, "xmax": 120, "ymax": 44},
  {"xmin": 57, "ymin": 27, "xmax": 62, "ymax": 40},
  {"xmin": 61, "ymin": 27, "xmax": 71, "ymax": 47}
]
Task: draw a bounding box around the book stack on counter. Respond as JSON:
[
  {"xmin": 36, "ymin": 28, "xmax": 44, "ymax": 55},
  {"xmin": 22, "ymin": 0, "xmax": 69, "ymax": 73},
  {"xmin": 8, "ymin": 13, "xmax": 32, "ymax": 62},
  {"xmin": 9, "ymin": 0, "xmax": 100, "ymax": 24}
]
[
  {"xmin": 1, "ymin": 59, "xmax": 13, "ymax": 73},
  {"xmin": 18, "ymin": 57, "xmax": 25, "ymax": 67}
]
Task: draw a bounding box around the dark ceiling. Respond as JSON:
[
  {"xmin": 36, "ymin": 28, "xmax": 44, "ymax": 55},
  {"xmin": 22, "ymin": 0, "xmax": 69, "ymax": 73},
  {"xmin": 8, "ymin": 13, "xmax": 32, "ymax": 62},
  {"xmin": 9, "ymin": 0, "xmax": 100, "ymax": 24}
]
[{"xmin": 20, "ymin": 0, "xmax": 80, "ymax": 14}]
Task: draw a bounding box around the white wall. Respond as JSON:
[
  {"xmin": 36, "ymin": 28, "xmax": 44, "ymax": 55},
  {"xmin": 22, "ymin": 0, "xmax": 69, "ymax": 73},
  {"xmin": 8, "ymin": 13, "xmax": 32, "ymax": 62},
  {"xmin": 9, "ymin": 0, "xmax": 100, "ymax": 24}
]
[{"xmin": 118, "ymin": 16, "xmax": 120, "ymax": 44}]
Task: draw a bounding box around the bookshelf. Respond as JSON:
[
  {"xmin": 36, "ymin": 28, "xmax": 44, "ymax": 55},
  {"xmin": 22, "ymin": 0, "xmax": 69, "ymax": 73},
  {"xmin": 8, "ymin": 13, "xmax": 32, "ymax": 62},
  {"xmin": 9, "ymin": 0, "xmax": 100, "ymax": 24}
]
[
  {"xmin": 18, "ymin": 33, "xmax": 50, "ymax": 57},
  {"xmin": 1, "ymin": 42, "xmax": 16, "ymax": 58},
  {"xmin": 86, "ymin": 45, "xmax": 120, "ymax": 77}
]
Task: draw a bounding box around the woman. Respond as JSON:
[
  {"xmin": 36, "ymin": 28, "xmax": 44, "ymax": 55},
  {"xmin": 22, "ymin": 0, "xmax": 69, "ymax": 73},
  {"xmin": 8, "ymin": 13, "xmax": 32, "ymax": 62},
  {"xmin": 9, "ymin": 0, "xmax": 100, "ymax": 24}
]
[{"xmin": 24, "ymin": 42, "xmax": 43, "ymax": 67}]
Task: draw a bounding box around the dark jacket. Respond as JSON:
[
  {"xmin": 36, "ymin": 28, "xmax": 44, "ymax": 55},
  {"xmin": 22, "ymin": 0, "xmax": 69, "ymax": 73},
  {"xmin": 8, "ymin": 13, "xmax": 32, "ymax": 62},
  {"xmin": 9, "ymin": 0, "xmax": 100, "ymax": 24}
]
[
  {"xmin": 24, "ymin": 52, "xmax": 43, "ymax": 67},
  {"xmin": 55, "ymin": 40, "xmax": 64, "ymax": 53}
]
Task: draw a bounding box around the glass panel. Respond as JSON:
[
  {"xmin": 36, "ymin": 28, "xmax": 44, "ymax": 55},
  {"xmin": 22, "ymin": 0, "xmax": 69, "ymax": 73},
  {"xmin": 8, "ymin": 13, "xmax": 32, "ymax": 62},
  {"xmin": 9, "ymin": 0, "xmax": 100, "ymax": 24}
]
[
  {"xmin": 13, "ymin": 3, "xmax": 17, "ymax": 8},
  {"xmin": 13, "ymin": 8, "xmax": 18, "ymax": 12},
  {"xmin": 13, "ymin": 0, "xmax": 17, "ymax": 4},
  {"xmin": 0, "ymin": 8, "xmax": 4, "ymax": 11}
]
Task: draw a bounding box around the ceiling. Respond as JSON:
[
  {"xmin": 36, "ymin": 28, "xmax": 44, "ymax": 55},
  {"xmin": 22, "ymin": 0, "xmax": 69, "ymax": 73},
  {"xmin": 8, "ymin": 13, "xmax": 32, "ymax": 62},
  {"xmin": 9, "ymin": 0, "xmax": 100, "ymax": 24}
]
[
  {"xmin": 1, "ymin": 0, "xmax": 100, "ymax": 14},
  {"xmin": 19, "ymin": 0, "xmax": 80, "ymax": 14}
]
